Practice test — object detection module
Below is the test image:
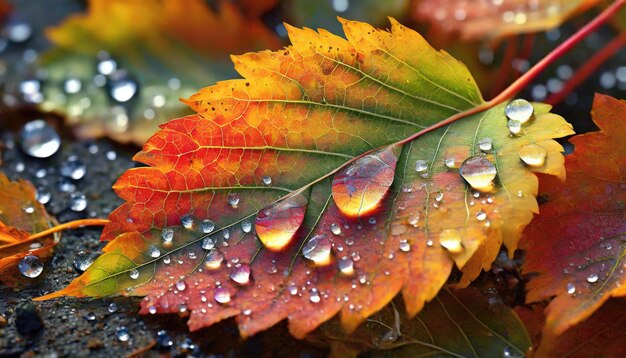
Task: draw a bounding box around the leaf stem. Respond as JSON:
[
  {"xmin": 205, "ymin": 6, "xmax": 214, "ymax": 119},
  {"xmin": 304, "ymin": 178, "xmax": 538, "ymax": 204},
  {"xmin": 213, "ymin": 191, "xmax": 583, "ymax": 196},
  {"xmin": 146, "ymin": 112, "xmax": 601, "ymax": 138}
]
[
  {"xmin": 546, "ymin": 29, "xmax": 626, "ymax": 105},
  {"xmin": 396, "ymin": 0, "xmax": 626, "ymax": 147},
  {"xmin": 28, "ymin": 218, "xmax": 109, "ymax": 240}
]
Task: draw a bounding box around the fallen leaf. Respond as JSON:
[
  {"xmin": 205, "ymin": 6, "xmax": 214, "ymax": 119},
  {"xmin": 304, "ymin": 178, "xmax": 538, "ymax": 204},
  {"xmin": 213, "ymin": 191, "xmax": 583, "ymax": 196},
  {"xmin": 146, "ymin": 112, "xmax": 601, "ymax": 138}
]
[
  {"xmin": 0, "ymin": 172, "xmax": 58, "ymax": 286},
  {"xmin": 38, "ymin": 0, "xmax": 281, "ymax": 144},
  {"xmin": 520, "ymin": 94, "xmax": 626, "ymax": 354},
  {"xmin": 317, "ymin": 287, "xmax": 531, "ymax": 357},
  {"xmin": 412, "ymin": 0, "xmax": 600, "ymax": 41},
  {"xmin": 39, "ymin": 19, "xmax": 573, "ymax": 338}
]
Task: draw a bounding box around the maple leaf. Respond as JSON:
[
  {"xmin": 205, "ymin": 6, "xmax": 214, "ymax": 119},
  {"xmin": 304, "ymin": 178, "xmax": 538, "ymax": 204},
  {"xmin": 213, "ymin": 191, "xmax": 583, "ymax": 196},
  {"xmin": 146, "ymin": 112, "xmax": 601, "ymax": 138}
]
[
  {"xmin": 38, "ymin": 0, "xmax": 281, "ymax": 144},
  {"xmin": 519, "ymin": 94, "xmax": 626, "ymax": 354},
  {"xmin": 39, "ymin": 19, "xmax": 573, "ymax": 338},
  {"xmin": 317, "ymin": 287, "xmax": 531, "ymax": 357},
  {"xmin": 0, "ymin": 172, "xmax": 59, "ymax": 286},
  {"xmin": 412, "ymin": 0, "xmax": 600, "ymax": 41}
]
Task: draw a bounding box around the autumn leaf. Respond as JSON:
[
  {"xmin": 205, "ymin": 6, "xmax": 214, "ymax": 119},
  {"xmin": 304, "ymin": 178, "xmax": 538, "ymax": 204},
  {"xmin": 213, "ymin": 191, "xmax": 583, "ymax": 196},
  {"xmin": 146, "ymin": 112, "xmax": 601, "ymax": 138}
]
[
  {"xmin": 519, "ymin": 94, "xmax": 626, "ymax": 354},
  {"xmin": 38, "ymin": 18, "xmax": 573, "ymax": 338},
  {"xmin": 0, "ymin": 172, "xmax": 58, "ymax": 286},
  {"xmin": 412, "ymin": 0, "xmax": 600, "ymax": 41},
  {"xmin": 317, "ymin": 287, "xmax": 531, "ymax": 357},
  {"xmin": 39, "ymin": 0, "xmax": 281, "ymax": 144}
]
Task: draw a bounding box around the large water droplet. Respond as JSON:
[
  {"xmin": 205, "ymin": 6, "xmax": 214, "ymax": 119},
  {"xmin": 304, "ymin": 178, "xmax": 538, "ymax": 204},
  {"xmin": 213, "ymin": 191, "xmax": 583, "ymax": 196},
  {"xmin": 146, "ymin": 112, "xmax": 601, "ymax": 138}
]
[
  {"xmin": 303, "ymin": 235, "xmax": 332, "ymax": 265},
  {"xmin": 255, "ymin": 193, "xmax": 307, "ymax": 251},
  {"xmin": 332, "ymin": 146, "xmax": 397, "ymax": 217},
  {"xmin": 439, "ymin": 229, "xmax": 463, "ymax": 254},
  {"xmin": 230, "ymin": 264, "xmax": 251, "ymax": 285},
  {"xmin": 459, "ymin": 156, "xmax": 497, "ymax": 191},
  {"xmin": 60, "ymin": 157, "xmax": 87, "ymax": 180},
  {"xmin": 518, "ymin": 144, "xmax": 547, "ymax": 167},
  {"xmin": 338, "ymin": 257, "xmax": 354, "ymax": 276},
  {"xmin": 586, "ymin": 273, "xmax": 599, "ymax": 283},
  {"xmin": 505, "ymin": 99, "xmax": 534, "ymax": 123},
  {"xmin": 18, "ymin": 255, "xmax": 43, "ymax": 278},
  {"xmin": 214, "ymin": 287, "xmax": 231, "ymax": 304},
  {"xmin": 204, "ymin": 249, "xmax": 224, "ymax": 269},
  {"xmin": 72, "ymin": 251, "xmax": 93, "ymax": 272},
  {"xmin": 201, "ymin": 219, "xmax": 215, "ymax": 234},
  {"xmin": 19, "ymin": 120, "xmax": 61, "ymax": 158}
]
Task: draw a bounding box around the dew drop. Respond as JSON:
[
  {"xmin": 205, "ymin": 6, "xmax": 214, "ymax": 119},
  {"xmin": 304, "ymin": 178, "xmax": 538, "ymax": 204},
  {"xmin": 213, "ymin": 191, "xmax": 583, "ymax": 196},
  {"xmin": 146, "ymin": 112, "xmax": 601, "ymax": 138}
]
[
  {"xmin": 332, "ymin": 146, "xmax": 397, "ymax": 217},
  {"xmin": 444, "ymin": 158, "xmax": 456, "ymax": 169},
  {"xmin": 230, "ymin": 264, "xmax": 251, "ymax": 285},
  {"xmin": 204, "ymin": 249, "xmax": 224, "ymax": 270},
  {"xmin": 586, "ymin": 273, "xmax": 599, "ymax": 283},
  {"xmin": 439, "ymin": 229, "xmax": 463, "ymax": 254},
  {"xmin": 459, "ymin": 156, "xmax": 497, "ymax": 191},
  {"xmin": 36, "ymin": 187, "xmax": 51, "ymax": 204},
  {"xmin": 214, "ymin": 287, "xmax": 231, "ymax": 304},
  {"xmin": 60, "ymin": 157, "xmax": 87, "ymax": 180},
  {"xmin": 478, "ymin": 137, "xmax": 493, "ymax": 152},
  {"xmin": 162, "ymin": 255, "xmax": 171, "ymax": 264},
  {"xmin": 69, "ymin": 192, "xmax": 87, "ymax": 212},
  {"xmin": 116, "ymin": 326, "xmax": 130, "ymax": 342},
  {"xmin": 72, "ymin": 251, "xmax": 93, "ymax": 272},
  {"xmin": 181, "ymin": 215, "xmax": 195, "ymax": 230},
  {"xmin": 241, "ymin": 220, "xmax": 252, "ymax": 233},
  {"xmin": 262, "ymin": 175, "xmax": 272, "ymax": 185},
  {"xmin": 330, "ymin": 223, "xmax": 342, "ymax": 235},
  {"xmin": 129, "ymin": 269, "xmax": 139, "ymax": 279},
  {"xmin": 148, "ymin": 305, "xmax": 157, "ymax": 314},
  {"xmin": 176, "ymin": 280, "xmax": 186, "ymax": 291},
  {"xmin": 162, "ymin": 227, "xmax": 174, "ymax": 243},
  {"xmin": 288, "ymin": 284, "xmax": 299, "ymax": 295},
  {"xmin": 505, "ymin": 99, "xmax": 534, "ymax": 123},
  {"xmin": 518, "ymin": 144, "xmax": 547, "ymax": 167},
  {"xmin": 255, "ymin": 193, "xmax": 307, "ymax": 251},
  {"xmin": 201, "ymin": 219, "xmax": 215, "ymax": 234},
  {"xmin": 148, "ymin": 245, "xmax": 161, "ymax": 258},
  {"xmin": 415, "ymin": 159, "xmax": 428, "ymax": 172},
  {"xmin": 202, "ymin": 237, "xmax": 216, "ymax": 250},
  {"xmin": 566, "ymin": 282, "xmax": 576, "ymax": 294},
  {"xmin": 399, "ymin": 240, "xmax": 411, "ymax": 252},
  {"xmin": 228, "ymin": 195, "xmax": 240, "ymax": 208},
  {"xmin": 309, "ymin": 290, "xmax": 321, "ymax": 303},
  {"xmin": 18, "ymin": 255, "xmax": 43, "ymax": 278},
  {"xmin": 108, "ymin": 74, "xmax": 138, "ymax": 103},
  {"xmin": 338, "ymin": 257, "xmax": 354, "ymax": 276},
  {"xmin": 22, "ymin": 204, "xmax": 35, "ymax": 214},
  {"xmin": 107, "ymin": 303, "xmax": 118, "ymax": 313},
  {"xmin": 507, "ymin": 120, "xmax": 522, "ymax": 136},
  {"xmin": 19, "ymin": 120, "xmax": 61, "ymax": 158},
  {"xmin": 368, "ymin": 217, "xmax": 377, "ymax": 225},
  {"xmin": 303, "ymin": 235, "xmax": 332, "ymax": 266},
  {"xmin": 476, "ymin": 210, "xmax": 487, "ymax": 221},
  {"xmin": 63, "ymin": 77, "xmax": 82, "ymax": 94}
]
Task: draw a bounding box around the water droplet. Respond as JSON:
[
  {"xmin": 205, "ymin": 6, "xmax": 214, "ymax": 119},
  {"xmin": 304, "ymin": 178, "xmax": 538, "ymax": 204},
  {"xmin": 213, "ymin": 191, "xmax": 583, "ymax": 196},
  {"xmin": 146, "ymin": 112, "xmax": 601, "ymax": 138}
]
[
  {"xmin": 156, "ymin": 330, "xmax": 173, "ymax": 347},
  {"xmin": 201, "ymin": 219, "xmax": 215, "ymax": 233},
  {"xmin": 309, "ymin": 290, "xmax": 321, "ymax": 303},
  {"xmin": 415, "ymin": 160, "xmax": 430, "ymax": 173},
  {"xmin": 69, "ymin": 192, "xmax": 87, "ymax": 212},
  {"xmin": 459, "ymin": 156, "xmax": 497, "ymax": 191},
  {"xmin": 18, "ymin": 255, "xmax": 43, "ymax": 278},
  {"xmin": 6, "ymin": 20, "xmax": 32, "ymax": 43},
  {"xmin": 202, "ymin": 237, "xmax": 216, "ymax": 250},
  {"xmin": 338, "ymin": 257, "xmax": 354, "ymax": 276},
  {"xmin": 330, "ymin": 223, "xmax": 342, "ymax": 235},
  {"xmin": 181, "ymin": 215, "xmax": 195, "ymax": 230},
  {"xmin": 476, "ymin": 210, "xmax": 487, "ymax": 221},
  {"xmin": 107, "ymin": 303, "xmax": 118, "ymax": 313},
  {"xmin": 303, "ymin": 235, "xmax": 332, "ymax": 265},
  {"xmin": 19, "ymin": 120, "xmax": 61, "ymax": 158},
  {"xmin": 72, "ymin": 251, "xmax": 93, "ymax": 272},
  {"xmin": 228, "ymin": 195, "xmax": 240, "ymax": 208},
  {"xmin": 399, "ymin": 240, "xmax": 411, "ymax": 252},
  {"xmin": 222, "ymin": 228, "xmax": 230, "ymax": 240},
  {"xmin": 368, "ymin": 217, "xmax": 377, "ymax": 225},
  {"xmin": 214, "ymin": 287, "xmax": 231, "ymax": 304},
  {"xmin": 256, "ymin": 193, "xmax": 307, "ymax": 251},
  {"xmin": 262, "ymin": 175, "xmax": 272, "ymax": 185},
  {"xmin": 444, "ymin": 158, "xmax": 456, "ymax": 168},
  {"xmin": 148, "ymin": 245, "xmax": 161, "ymax": 258},
  {"xmin": 97, "ymin": 52, "xmax": 117, "ymax": 75},
  {"xmin": 507, "ymin": 120, "xmax": 522, "ymax": 136},
  {"xmin": 439, "ymin": 229, "xmax": 463, "ymax": 254},
  {"xmin": 241, "ymin": 220, "xmax": 252, "ymax": 233},
  {"xmin": 116, "ymin": 326, "xmax": 130, "ymax": 342},
  {"xmin": 478, "ymin": 137, "xmax": 493, "ymax": 152},
  {"xmin": 162, "ymin": 255, "xmax": 171, "ymax": 264},
  {"xmin": 36, "ymin": 187, "xmax": 51, "ymax": 204},
  {"xmin": 230, "ymin": 264, "xmax": 251, "ymax": 285},
  {"xmin": 332, "ymin": 147, "xmax": 397, "ymax": 217},
  {"xmin": 162, "ymin": 228, "xmax": 174, "ymax": 243},
  {"xmin": 129, "ymin": 269, "xmax": 139, "ymax": 279},
  {"xmin": 204, "ymin": 249, "xmax": 224, "ymax": 270},
  {"xmin": 22, "ymin": 204, "xmax": 35, "ymax": 214},
  {"xmin": 60, "ymin": 157, "xmax": 87, "ymax": 180},
  {"xmin": 176, "ymin": 280, "xmax": 186, "ymax": 291},
  {"xmin": 505, "ymin": 99, "xmax": 534, "ymax": 123},
  {"xmin": 566, "ymin": 282, "xmax": 576, "ymax": 294},
  {"xmin": 518, "ymin": 144, "xmax": 547, "ymax": 167},
  {"xmin": 108, "ymin": 73, "xmax": 137, "ymax": 103},
  {"xmin": 586, "ymin": 273, "xmax": 599, "ymax": 283},
  {"xmin": 63, "ymin": 77, "xmax": 82, "ymax": 94},
  {"xmin": 288, "ymin": 284, "xmax": 299, "ymax": 295}
]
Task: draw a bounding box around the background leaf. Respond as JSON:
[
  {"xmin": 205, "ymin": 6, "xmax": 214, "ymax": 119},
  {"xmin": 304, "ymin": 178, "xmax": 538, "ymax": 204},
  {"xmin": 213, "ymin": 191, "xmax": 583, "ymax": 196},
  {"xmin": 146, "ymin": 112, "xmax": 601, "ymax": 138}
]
[
  {"xmin": 40, "ymin": 19, "xmax": 573, "ymax": 338},
  {"xmin": 520, "ymin": 94, "xmax": 626, "ymax": 354}
]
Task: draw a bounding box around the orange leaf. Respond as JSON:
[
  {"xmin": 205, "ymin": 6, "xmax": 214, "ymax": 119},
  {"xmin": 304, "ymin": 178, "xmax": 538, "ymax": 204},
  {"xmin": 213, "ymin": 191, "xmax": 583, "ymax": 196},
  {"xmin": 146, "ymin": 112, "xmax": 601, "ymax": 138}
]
[{"xmin": 520, "ymin": 94, "xmax": 626, "ymax": 354}]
